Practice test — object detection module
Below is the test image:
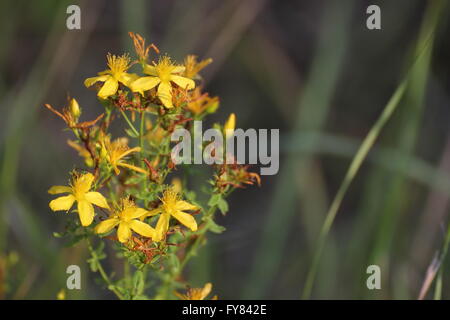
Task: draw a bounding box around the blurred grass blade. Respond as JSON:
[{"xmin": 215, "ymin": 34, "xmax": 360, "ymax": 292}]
[
  {"xmin": 243, "ymin": 0, "xmax": 354, "ymax": 299},
  {"xmin": 419, "ymin": 218, "xmax": 450, "ymax": 300},
  {"xmin": 349, "ymin": 0, "xmax": 446, "ymax": 299},
  {"xmin": 302, "ymin": 0, "xmax": 446, "ymax": 299},
  {"xmin": 286, "ymin": 132, "xmax": 450, "ymax": 197},
  {"xmin": 302, "ymin": 78, "xmax": 407, "ymax": 299},
  {"xmin": 418, "ymin": 252, "xmax": 440, "ymax": 300}
]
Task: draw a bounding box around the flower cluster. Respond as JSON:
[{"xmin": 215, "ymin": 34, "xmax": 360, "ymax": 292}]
[{"xmin": 45, "ymin": 33, "xmax": 260, "ymax": 300}]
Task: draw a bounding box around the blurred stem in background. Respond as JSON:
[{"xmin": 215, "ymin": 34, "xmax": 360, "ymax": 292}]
[
  {"xmin": 284, "ymin": 132, "xmax": 450, "ymax": 195},
  {"xmin": 368, "ymin": 0, "xmax": 444, "ymax": 299},
  {"xmin": 303, "ymin": 0, "xmax": 445, "ymax": 299},
  {"xmin": 120, "ymin": 0, "xmax": 146, "ymax": 53},
  {"xmin": 243, "ymin": 0, "xmax": 354, "ymax": 299},
  {"xmin": 302, "ymin": 74, "xmax": 408, "ymax": 299},
  {"xmin": 349, "ymin": 0, "xmax": 445, "ymax": 299},
  {"xmin": 417, "ymin": 216, "xmax": 450, "ymax": 300}
]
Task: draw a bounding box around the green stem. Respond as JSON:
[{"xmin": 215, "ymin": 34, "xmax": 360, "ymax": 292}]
[
  {"xmin": 157, "ymin": 205, "xmax": 217, "ymax": 300},
  {"xmin": 434, "ymin": 270, "xmax": 443, "ymax": 300},
  {"xmin": 158, "ymin": 189, "xmax": 233, "ymax": 299},
  {"xmin": 120, "ymin": 109, "xmax": 140, "ymax": 137},
  {"xmin": 178, "ymin": 205, "xmax": 217, "ymax": 273},
  {"xmin": 433, "ymin": 220, "xmax": 450, "ymax": 299},
  {"xmin": 139, "ymin": 111, "xmax": 145, "ymax": 151},
  {"xmin": 87, "ymin": 240, "xmax": 124, "ymax": 300}
]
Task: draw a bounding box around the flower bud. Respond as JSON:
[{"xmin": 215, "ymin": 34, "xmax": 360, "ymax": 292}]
[
  {"xmin": 171, "ymin": 177, "xmax": 182, "ymax": 193},
  {"xmin": 206, "ymin": 99, "xmax": 219, "ymax": 114},
  {"xmin": 69, "ymin": 98, "xmax": 81, "ymax": 119}
]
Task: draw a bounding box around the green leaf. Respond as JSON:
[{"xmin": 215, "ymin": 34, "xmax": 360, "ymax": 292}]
[
  {"xmin": 133, "ymin": 270, "xmax": 145, "ymax": 296},
  {"xmin": 168, "ymin": 254, "xmax": 180, "ymax": 273},
  {"xmin": 207, "ymin": 219, "xmax": 226, "ymax": 234},
  {"xmin": 217, "ymin": 197, "xmax": 229, "ymax": 215},
  {"xmin": 208, "ymin": 194, "xmax": 222, "ymax": 207}
]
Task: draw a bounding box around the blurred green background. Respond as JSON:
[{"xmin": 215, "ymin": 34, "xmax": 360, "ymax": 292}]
[{"xmin": 1, "ymin": 0, "xmax": 450, "ymax": 299}]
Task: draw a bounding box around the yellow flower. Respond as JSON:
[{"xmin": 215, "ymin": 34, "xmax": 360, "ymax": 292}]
[
  {"xmin": 143, "ymin": 188, "xmax": 198, "ymax": 241},
  {"xmin": 130, "ymin": 56, "xmax": 195, "ymax": 108},
  {"xmin": 174, "ymin": 283, "xmax": 217, "ymax": 300},
  {"xmin": 84, "ymin": 53, "xmax": 138, "ymax": 99},
  {"xmin": 183, "ymin": 55, "xmax": 213, "ymax": 79},
  {"xmin": 224, "ymin": 113, "xmax": 236, "ymax": 137},
  {"xmin": 186, "ymin": 87, "xmax": 219, "ymax": 115},
  {"xmin": 101, "ymin": 135, "xmax": 147, "ymax": 175},
  {"xmin": 48, "ymin": 173, "xmax": 109, "ymax": 227},
  {"xmin": 95, "ymin": 198, "xmax": 155, "ymax": 243}
]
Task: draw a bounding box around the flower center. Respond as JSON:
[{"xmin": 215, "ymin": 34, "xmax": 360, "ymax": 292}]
[
  {"xmin": 155, "ymin": 56, "xmax": 176, "ymax": 82},
  {"xmin": 162, "ymin": 189, "xmax": 178, "ymax": 215},
  {"xmin": 72, "ymin": 185, "xmax": 86, "ymax": 200},
  {"xmin": 107, "ymin": 53, "xmax": 130, "ymax": 78}
]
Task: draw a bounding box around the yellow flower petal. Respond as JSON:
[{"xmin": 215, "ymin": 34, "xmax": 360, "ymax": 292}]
[
  {"xmin": 154, "ymin": 212, "xmax": 170, "ymax": 241},
  {"xmin": 143, "ymin": 64, "xmax": 157, "ymax": 76},
  {"xmin": 171, "ymin": 75, "xmax": 195, "ymax": 90},
  {"xmin": 118, "ymin": 73, "xmax": 139, "ymax": 87},
  {"xmin": 130, "ymin": 76, "xmax": 160, "ymax": 95},
  {"xmin": 200, "ymin": 283, "xmax": 212, "ymax": 300},
  {"xmin": 49, "ymin": 195, "xmax": 75, "ymax": 211},
  {"xmin": 124, "ymin": 207, "xmax": 149, "ymax": 220},
  {"xmin": 128, "ymin": 220, "xmax": 155, "ymax": 239},
  {"xmin": 172, "ymin": 210, "xmax": 197, "ymax": 231},
  {"xmin": 117, "ymin": 163, "xmax": 148, "ymax": 175},
  {"xmin": 85, "ymin": 191, "xmax": 109, "ymax": 209},
  {"xmin": 157, "ymin": 81, "xmax": 173, "ymax": 108},
  {"xmin": 98, "ymin": 77, "xmax": 119, "ymax": 99},
  {"xmin": 117, "ymin": 222, "xmax": 131, "ymax": 243},
  {"xmin": 140, "ymin": 208, "xmax": 161, "ymax": 220},
  {"xmin": 48, "ymin": 186, "xmax": 72, "ymax": 195},
  {"xmin": 172, "ymin": 66, "xmax": 186, "ymax": 74},
  {"xmin": 77, "ymin": 200, "xmax": 95, "ymax": 227},
  {"xmin": 95, "ymin": 218, "xmax": 119, "ymax": 234},
  {"xmin": 84, "ymin": 74, "xmax": 109, "ymax": 87},
  {"xmin": 117, "ymin": 146, "xmax": 141, "ymax": 161},
  {"xmin": 175, "ymin": 200, "xmax": 198, "ymax": 212}
]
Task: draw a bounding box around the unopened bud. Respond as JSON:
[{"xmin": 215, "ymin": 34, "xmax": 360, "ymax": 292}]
[{"xmin": 69, "ymin": 98, "xmax": 81, "ymax": 119}]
